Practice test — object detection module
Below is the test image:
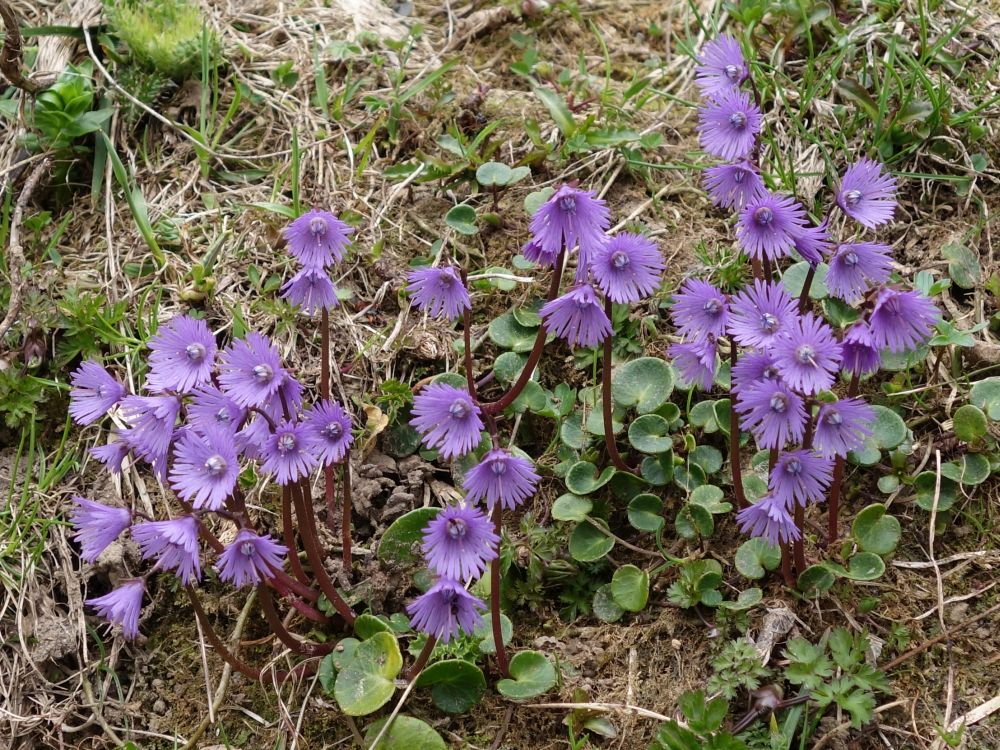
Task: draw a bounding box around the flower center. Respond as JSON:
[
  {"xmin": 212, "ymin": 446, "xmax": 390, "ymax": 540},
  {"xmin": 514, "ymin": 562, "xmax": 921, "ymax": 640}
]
[
  {"xmin": 448, "ymin": 399, "xmax": 469, "ymax": 420},
  {"xmin": 729, "ymin": 111, "xmax": 747, "ymax": 129},
  {"xmin": 322, "ymin": 421, "xmax": 343, "ymax": 440},
  {"xmin": 843, "ymin": 189, "xmax": 863, "ymax": 207},
  {"xmin": 796, "ymin": 345, "xmax": 816, "ymax": 366},
  {"xmin": 826, "ymin": 411, "xmax": 843, "ymax": 427},
  {"xmin": 763, "ymin": 365, "xmax": 780, "ymax": 380},
  {"xmin": 215, "ymin": 407, "xmax": 231, "ymax": 424},
  {"xmin": 446, "ymin": 517, "xmax": 467, "ymax": 540},
  {"xmin": 204, "ymin": 454, "xmax": 227, "ymax": 476},
  {"xmin": 769, "ymin": 393, "xmax": 788, "ymax": 413},
  {"xmin": 843, "ymin": 251, "xmax": 859, "ymax": 267},
  {"xmin": 759, "ymin": 312, "xmax": 779, "ymax": 333},
  {"xmin": 786, "ymin": 458, "xmax": 802, "ymax": 475},
  {"xmin": 240, "ymin": 540, "xmax": 256, "ymax": 556},
  {"xmin": 490, "ymin": 458, "xmax": 507, "ymax": 476},
  {"xmin": 558, "ymin": 195, "xmax": 577, "ymax": 213},
  {"xmin": 724, "ymin": 64, "xmax": 741, "ymax": 81},
  {"xmin": 278, "ymin": 433, "xmax": 297, "ymax": 454},
  {"xmin": 753, "ymin": 206, "xmax": 773, "ymax": 226},
  {"xmin": 308, "ymin": 216, "xmax": 327, "ymax": 236},
  {"xmin": 703, "ymin": 297, "xmax": 722, "ymax": 315},
  {"xmin": 185, "ymin": 343, "xmax": 206, "ymax": 362},
  {"xmin": 252, "ymin": 364, "xmax": 273, "ymax": 383},
  {"xmin": 733, "ymin": 168, "xmax": 746, "ymax": 184},
  {"xmin": 611, "ymin": 251, "xmax": 630, "ymax": 270}
]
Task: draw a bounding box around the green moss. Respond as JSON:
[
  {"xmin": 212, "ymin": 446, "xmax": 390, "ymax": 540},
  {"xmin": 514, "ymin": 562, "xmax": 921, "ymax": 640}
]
[{"xmin": 106, "ymin": 0, "xmax": 217, "ymax": 80}]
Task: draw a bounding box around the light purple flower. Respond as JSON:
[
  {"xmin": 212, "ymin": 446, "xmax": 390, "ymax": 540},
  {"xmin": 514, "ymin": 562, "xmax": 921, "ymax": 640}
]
[
  {"xmin": 91, "ymin": 440, "xmax": 130, "ymax": 474},
  {"xmin": 406, "ymin": 578, "xmax": 486, "ymax": 643},
  {"xmin": 727, "ymin": 279, "xmax": 798, "ymax": 349},
  {"xmin": 735, "ymin": 379, "xmax": 806, "ymax": 450},
  {"xmin": 406, "ymin": 266, "xmax": 471, "ymax": 320},
  {"xmin": 703, "ymin": 161, "xmax": 766, "ymax": 211},
  {"xmin": 302, "ymin": 400, "xmax": 354, "ymax": 465},
  {"xmin": 86, "ymin": 579, "xmax": 145, "ymax": 640},
  {"xmin": 737, "ymin": 495, "xmax": 800, "ymax": 545},
  {"xmin": 120, "ymin": 395, "xmax": 181, "ymax": 466},
  {"xmin": 825, "ymin": 243, "xmax": 892, "ymax": 303},
  {"xmin": 188, "ymin": 386, "xmax": 247, "ymax": 432},
  {"xmin": 669, "ymin": 339, "xmax": 717, "ymax": 391},
  {"xmin": 69, "ymin": 360, "xmax": 126, "ymax": 425},
  {"xmin": 737, "ymin": 193, "xmax": 808, "ymax": 261},
  {"xmin": 697, "ymin": 88, "xmax": 761, "ymax": 161},
  {"xmin": 284, "ymin": 209, "xmax": 353, "ymax": 268},
  {"xmin": 529, "ymin": 185, "xmax": 610, "ymax": 282},
  {"xmin": 731, "ymin": 351, "xmax": 781, "ymax": 393},
  {"xmin": 410, "ymin": 383, "xmax": 484, "ymax": 460},
  {"xmin": 671, "ymin": 279, "xmax": 729, "ymax": 338},
  {"xmin": 836, "ymin": 159, "xmax": 897, "ymax": 229},
  {"xmin": 522, "ymin": 238, "xmax": 561, "ymax": 267},
  {"xmin": 215, "ymin": 529, "xmax": 287, "ymax": 587},
  {"xmin": 70, "ymin": 496, "xmax": 131, "ymax": 563},
  {"xmin": 590, "ymin": 233, "xmax": 664, "ymax": 304},
  {"xmin": 132, "ymin": 515, "xmax": 202, "ymax": 585},
  {"xmin": 146, "ymin": 315, "xmax": 216, "ymax": 393},
  {"xmin": 769, "ymin": 450, "xmax": 833, "ymax": 509},
  {"xmin": 841, "ymin": 322, "xmax": 881, "ymax": 375},
  {"xmin": 792, "ymin": 220, "xmax": 832, "ymax": 265},
  {"xmin": 539, "ymin": 284, "xmax": 612, "ymax": 348},
  {"xmin": 814, "ymin": 398, "xmax": 875, "ymax": 459},
  {"xmin": 868, "ymin": 288, "xmax": 939, "ymax": 353},
  {"xmin": 281, "ymin": 267, "xmax": 339, "ymax": 314},
  {"xmin": 462, "ymin": 448, "xmax": 539, "ymax": 510},
  {"xmin": 217, "ymin": 333, "xmax": 287, "ymax": 408},
  {"xmin": 695, "ymin": 34, "xmax": 748, "ymax": 98},
  {"xmin": 421, "ymin": 504, "xmax": 499, "ymax": 580},
  {"xmin": 772, "ymin": 313, "xmax": 842, "ymax": 394},
  {"xmin": 169, "ymin": 425, "xmax": 239, "ymax": 510},
  {"xmin": 261, "ymin": 421, "xmax": 318, "ymax": 485}
]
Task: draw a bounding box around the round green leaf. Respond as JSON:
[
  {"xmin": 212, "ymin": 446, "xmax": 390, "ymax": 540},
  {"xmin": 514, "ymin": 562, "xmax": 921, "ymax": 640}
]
[
  {"xmin": 941, "ymin": 453, "xmax": 990, "ymax": 485},
  {"xmin": 569, "ymin": 521, "xmax": 615, "ymax": 561},
  {"xmin": 489, "ymin": 311, "xmax": 540, "ymax": 352},
  {"xmin": 689, "ymin": 445, "xmax": 723, "ymax": 475},
  {"xmin": 640, "ymin": 453, "xmax": 673, "ymax": 486},
  {"xmin": 611, "ymin": 471, "xmax": 649, "ymax": 501},
  {"xmin": 565, "ymin": 461, "xmax": 616, "ymax": 495},
  {"xmin": 689, "ymin": 400, "xmax": 718, "ymax": 431},
  {"xmin": 847, "ymin": 436, "xmax": 881, "ymax": 466},
  {"xmin": 378, "ymin": 508, "xmax": 442, "ymax": 564},
  {"xmin": 474, "ymin": 613, "xmax": 513, "ymax": 654},
  {"xmin": 552, "ymin": 493, "xmax": 593, "ymax": 522},
  {"xmin": 611, "ymin": 564, "xmax": 649, "ymax": 612},
  {"xmin": 851, "ymin": 504, "xmax": 901, "ymax": 555},
  {"xmin": 445, "ymin": 204, "xmax": 478, "ymax": 235},
  {"xmin": 870, "ymin": 406, "xmax": 907, "ymax": 450},
  {"xmin": 713, "ymin": 399, "xmax": 732, "ymax": 437},
  {"xmin": 877, "ymin": 475, "xmax": 900, "ymax": 493},
  {"xmin": 689, "ymin": 484, "xmax": 729, "ymax": 513},
  {"xmin": 675, "ymin": 502, "xmax": 713, "ymax": 540},
  {"xmin": 496, "ymin": 651, "xmax": 557, "ymax": 700},
  {"xmin": 611, "ymin": 357, "xmax": 675, "ymax": 414},
  {"xmin": 628, "ymin": 414, "xmax": 673, "ymax": 453},
  {"xmin": 844, "ymin": 552, "xmax": 885, "ymax": 581},
  {"xmin": 953, "ymin": 404, "xmax": 988, "ymax": 442},
  {"xmin": 742, "ymin": 474, "xmax": 768, "ymax": 501},
  {"xmin": 354, "ymin": 613, "xmax": 393, "ymax": 639},
  {"xmin": 782, "ymin": 260, "xmax": 829, "ymax": 299},
  {"xmin": 334, "ymin": 632, "xmax": 402, "ymax": 716},
  {"xmin": 674, "ymin": 463, "xmax": 706, "ymax": 492},
  {"xmin": 592, "ymin": 583, "xmax": 624, "ymax": 623},
  {"xmin": 970, "ymin": 377, "xmax": 1000, "ymax": 420},
  {"xmin": 364, "ymin": 715, "xmax": 447, "ymax": 750},
  {"xmin": 331, "ymin": 638, "xmax": 360, "ymax": 671},
  {"xmin": 627, "ymin": 493, "xmax": 664, "ymax": 532},
  {"xmin": 476, "ymin": 161, "xmax": 514, "ymax": 187},
  {"xmin": 494, "ymin": 351, "xmax": 528, "ymax": 384},
  {"xmin": 914, "ymin": 471, "xmax": 958, "ymax": 511},
  {"xmin": 721, "ymin": 587, "xmax": 763, "ymax": 610},
  {"xmin": 512, "ymin": 304, "xmax": 542, "ymax": 328},
  {"xmin": 382, "ymin": 423, "xmax": 422, "ymax": 458},
  {"xmin": 560, "ymin": 411, "xmax": 588, "ymax": 450},
  {"xmin": 585, "ymin": 403, "xmax": 624, "ymax": 436},
  {"xmin": 415, "ymin": 659, "xmax": 487, "ymax": 714},
  {"xmin": 797, "ymin": 564, "xmax": 836, "ymax": 597},
  {"xmin": 735, "ymin": 538, "xmax": 781, "ymax": 579},
  {"xmin": 524, "ymin": 187, "xmax": 555, "ymax": 216}
]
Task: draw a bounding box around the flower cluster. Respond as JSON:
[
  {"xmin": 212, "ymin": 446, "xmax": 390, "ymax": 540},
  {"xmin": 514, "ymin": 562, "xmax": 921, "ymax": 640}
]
[{"xmin": 281, "ymin": 208, "xmax": 353, "ymax": 314}]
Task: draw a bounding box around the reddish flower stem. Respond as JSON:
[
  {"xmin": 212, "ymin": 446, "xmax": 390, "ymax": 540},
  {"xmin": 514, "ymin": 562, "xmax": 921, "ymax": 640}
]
[
  {"xmin": 321, "ymin": 307, "xmax": 352, "ymax": 571},
  {"xmin": 258, "ymin": 585, "xmax": 335, "ymax": 657},
  {"xmin": 404, "ymin": 635, "xmax": 438, "ymax": 681},
  {"xmin": 185, "ymin": 586, "xmax": 264, "ymax": 682},
  {"xmin": 489, "ymin": 502, "xmax": 510, "ymax": 678},
  {"xmin": 729, "ymin": 344, "xmax": 748, "ymax": 511},
  {"xmin": 792, "ymin": 504, "xmax": 807, "ymax": 573},
  {"xmin": 601, "ymin": 298, "xmax": 634, "ymax": 473},
  {"xmin": 281, "ymin": 485, "xmax": 312, "ymax": 588},
  {"xmin": 779, "ymin": 542, "xmax": 795, "ymax": 587},
  {"xmin": 826, "ymin": 372, "xmax": 861, "ymax": 544},
  {"xmin": 798, "ymin": 265, "xmax": 816, "ymax": 313}
]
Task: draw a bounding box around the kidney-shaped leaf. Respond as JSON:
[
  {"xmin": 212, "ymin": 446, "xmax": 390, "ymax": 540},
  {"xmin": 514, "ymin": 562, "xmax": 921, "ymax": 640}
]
[
  {"xmin": 611, "ymin": 357, "xmax": 674, "ymax": 414},
  {"xmin": 415, "ymin": 659, "xmax": 486, "ymax": 714},
  {"xmin": 496, "ymin": 651, "xmax": 557, "ymax": 700},
  {"xmin": 334, "ymin": 632, "xmax": 402, "ymax": 716}
]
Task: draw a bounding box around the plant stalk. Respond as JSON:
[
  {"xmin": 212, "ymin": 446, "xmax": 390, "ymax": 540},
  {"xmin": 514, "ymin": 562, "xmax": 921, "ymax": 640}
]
[
  {"xmin": 490, "ymin": 502, "xmax": 510, "ymax": 678},
  {"xmin": 826, "ymin": 372, "xmax": 861, "ymax": 544},
  {"xmin": 729, "ymin": 344, "xmax": 748, "ymax": 510},
  {"xmin": 404, "ymin": 635, "xmax": 438, "ymax": 681},
  {"xmin": 602, "ymin": 299, "xmax": 633, "ymax": 473}
]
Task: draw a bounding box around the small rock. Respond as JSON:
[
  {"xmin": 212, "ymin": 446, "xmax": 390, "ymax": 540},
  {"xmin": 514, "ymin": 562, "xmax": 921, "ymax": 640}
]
[{"xmin": 153, "ymin": 699, "xmax": 167, "ymax": 715}]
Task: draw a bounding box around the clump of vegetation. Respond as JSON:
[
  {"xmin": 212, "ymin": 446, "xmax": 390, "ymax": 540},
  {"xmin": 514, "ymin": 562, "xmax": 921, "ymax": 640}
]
[{"xmin": 104, "ymin": 0, "xmax": 216, "ymax": 80}]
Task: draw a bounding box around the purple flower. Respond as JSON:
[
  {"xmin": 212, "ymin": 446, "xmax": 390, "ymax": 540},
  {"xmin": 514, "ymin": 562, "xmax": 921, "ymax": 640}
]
[
  {"xmin": 188, "ymin": 386, "xmax": 247, "ymax": 432},
  {"xmin": 769, "ymin": 450, "xmax": 832, "ymax": 508},
  {"xmin": 284, "ymin": 209, "xmax": 353, "ymax": 268},
  {"xmin": 281, "ymin": 267, "xmax": 338, "ymax": 314},
  {"xmin": 86, "ymin": 579, "xmax": 145, "ymax": 640},
  {"xmin": 836, "ymin": 159, "xmax": 897, "ymax": 229},
  {"xmin": 731, "ymin": 351, "xmax": 781, "ymax": 393},
  {"xmin": 737, "ymin": 193, "xmax": 808, "ymax": 261},
  {"xmin": 703, "ymin": 161, "xmax": 766, "ymax": 211},
  {"xmin": 841, "ymin": 322, "xmax": 881, "ymax": 375},
  {"xmin": 590, "ymin": 233, "xmax": 664, "ymax": 304},
  {"xmin": 406, "ymin": 578, "xmax": 486, "ymax": 643},
  {"xmin": 737, "ymin": 495, "xmax": 800, "ymax": 545},
  {"xmin": 814, "ymin": 398, "xmax": 875, "ymax": 459},
  {"xmin": 695, "ymin": 34, "xmax": 748, "ymax": 98},
  {"xmin": 697, "ymin": 88, "xmax": 761, "ymax": 161},
  {"xmin": 772, "ymin": 313, "xmax": 842, "ymax": 394},
  {"xmin": 410, "ymin": 384, "xmax": 484, "ymax": 460},
  {"xmin": 215, "ymin": 529, "xmax": 287, "ymax": 587},
  {"xmin": 669, "ymin": 339, "xmax": 717, "ymax": 391},
  {"xmin": 132, "ymin": 516, "xmax": 201, "ymax": 584},
  {"xmin": 529, "ymin": 185, "xmax": 610, "ymax": 282},
  {"xmin": 792, "ymin": 220, "xmax": 832, "ymax": 265},
  {"xmin": 217, "ymin": 333, "xmax": 287, "ymax": 408},
  {"xmin": 169, "ymin": 425, "xmax": 239, "ymax": 510},
  {"xmin": 671, "ymin": 279, "xmax": 729, "ymax": 338},
  {"xmin": 539, "ymin": 284, "xmax": 612, "ymax": 349},
  {"xmin": 727, "ymin": 280, "xmax": 798, "ymax": 349},
  {"xmin": 91, "ymin": 440, "xmax": 130, "ymax": 474},
  {"xmin": 868, "ymin": 288, "xmax": 939, "ymax": 353},
  {"xmin": 146, "ymin": 316, "xmax": 216, "ymax": 393},
  {"xmin": 261, "ymin": 421, "xmax": 318, "ymax": 485},
  {"xmin": 462, "ymin": 448, "xmax": 539, "ymax": 510},
  {"xmin": 235, "ymin": 416, "xmax": 271, "ymax": 460},
  {"xmin": 421, "ymin": 504, "xmax": 499, "ymax": 580},
  {"xmin": 406, "ymin": 266, "xmax": 471, "ymax": 320},
  {"xmin": 735, "ymin": 380, "xmax": 806, "ymax": 450},
  {"xmin": 302, "ymin": 400, "xmax": 354, "ymax": 465},
  {"xmin": 825, "ymin": 243, "xmax": 892, "ymax": 303},
  {"xmin": 70, "ymin": 496, "xmax": 131, "ymax": 563},
  {"xmin": 522, "ymin": 238, "xmax": 561, "ymax": 267},
  {"xmin": 120, "ymin": 395, "xmax": 181, "ymax": 466},
  {"xmin": 69, "ymin": 360, "xmax": 126, "ymax": 425}
]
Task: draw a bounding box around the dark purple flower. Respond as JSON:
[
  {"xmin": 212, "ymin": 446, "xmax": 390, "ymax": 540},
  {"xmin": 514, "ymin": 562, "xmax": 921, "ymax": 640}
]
[
  {"xmin": 737, "ymin": 193, "xmax": 808, "ymax": 261},
  {"xmin": 703, "ymin": 161, "xmax": 766, "ymax": 211},
  {"xmin": 281, "ymin": 267, "xmax": 338, "ymax": 314},
  {"xmin": 731, "ymin": 351, "xmax": 781, "ymax": 393},
  {"xmin": 421, "ymin": 504, "xmax": 499, "ymax": 580},
  {"xmin": 735, "ymin": 379, "xmax": 806, "ymax": 450},
  {"xmin": 826, "ymin": 243, "xmax": 892, "ymax": 303},
  {"xmin": 522, "ymin": 238, "xmax": 560, "ymax": 267},
  {"xmin": 217, "ymin": 333, "xmax": 287, "ymax": 408},
  {"xmin": 727, "ymin": 280, "xmax": 798, "ymax": 349},
  {"xmin": 69, "ymin": 360, "xmax": 126, "ymax": 425},
  {"xmin": 406, "ymin": 266, "xmax": 471, "ymax": 320},
  {"xmin": 132, "ymin": 515, "xmax": 201, "ymax": 584},
  {"xmin": 697, "ymin": 88, "xmax": 761, "ymax": 161},
  {"xmin": 869, "ymin": 288, "xmax": 939, "ymax": 353},
  {"xmin": 671, "ymin": 279, "xmax": 729, "ymax": 338},
  {"xmin": 169, "ymin": 425, "xmax": 239, "ymax": 510},
  {"xmin": 215, "ymin": 529, "xmax": 287, "ymax": 587},
  {"xmin": 737, "ymin": 495, "xmax": 800, "ymax": 545},
  {"xmin": 284, "ymin": 209, "xmax": 353, "ymax": 268},
  {"xmin": 836, "ymin": 159, "xmax": 897, "ymax": 229},
  {"xmin": 462, "ymin": 448, "xmax": 539, "ymax": 510},
  {"xmin": 261, "ymin": 421, "xmax": 318, "ymax": 485},
  {"xmin": 188, "ymin": 386, "xmax": 247, "ymax": 432},
  {"xmin": 70, "ymin": 496, "xmax": 131, "ymax": 563},
  {"xmin": 590, "ymin": 233, "xmax": 664, "ymax": 304},
  {"xmin": 529, "ymin": 185, "xmax": 610, "ymax": 282},
  {"xmin": 86, "ymin": 579, "xmax": 145, "ymax": 640},
  {"xmin": 695, "ymin": 34, "xmax": 748, "ymax": 98},
  {"xmin": 772, "ymin": 313, "xmax": 842, "ymax": 394},
  {"xmin": 792, "ymin": 220, "xmax": 832, "ymax": 265},
  {"xmin": 120, "ymin": 395, "xmax": 181, "ymax": 466},
  {"xmin": 769, "ymin": 450, "xmax": 832, "ymax": 508},
  {"xmin": 410, "ymin": 384, "xmax": 484, "ymax": 460},
  {"xmin": 669, "ymin": 339, "xmax": 717, "ymax": 391},
  {"xmin": 540, "ymin": 284, "xmax": 612, "ymax": 348},
  {"xmin": 91, "ymin": 440, "xmax": 130, "ymax": 474},
  {"xmin": 406, "ymin": 578, "xmax": 486, "ymax": 643},
  {"xmin": 146, "ymin": 315, "xmax": 216, "ymax": 393},
  {"xmin": 302, "ymin": 400, "xmax": 354, "ymax": 465},
  {"xmin": 841, "ymin": 322, "xmax": 881, "ymax": 375},
  {"xmin": 814, "ymin": 398, "xmax": 875, "ymax": 459}
]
